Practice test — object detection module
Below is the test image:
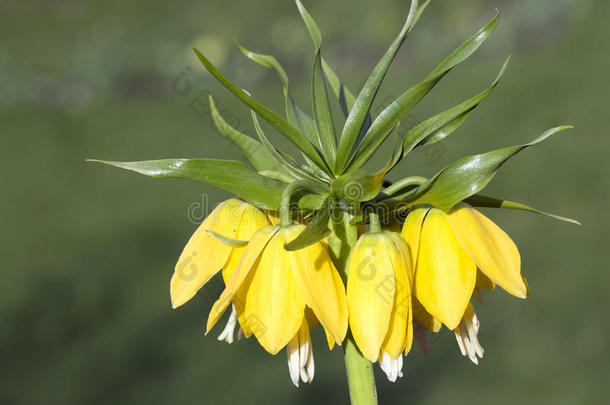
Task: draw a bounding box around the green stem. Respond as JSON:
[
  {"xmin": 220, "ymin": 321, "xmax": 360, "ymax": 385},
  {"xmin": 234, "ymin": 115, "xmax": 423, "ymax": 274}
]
[
  {"xmin": 380, "ymin": 175, "xmax": 427, "ymax": 198},
  {"xmin": 328, "ymin": 210, "xmax": 378, "ymax": 405},
  {"xmin": 369, "ymin": 211, "xmax": 382, "ymax": 233},
  {"xmin": 344, "ymin": 334, "xmax": 378, "ymax": 405},
  {"xmin": 279, "ymin": 180, "xmax": 327, "ymax": 227}
]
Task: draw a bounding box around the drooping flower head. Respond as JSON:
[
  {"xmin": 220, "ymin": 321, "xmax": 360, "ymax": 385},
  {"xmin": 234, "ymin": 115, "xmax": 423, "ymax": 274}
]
[
  {"xmin": 206, "ymin": 223, "xmax": 348, "ymax": 385},
  {"xmin": 403, "ymin": 202, "xmax": 527, "ymax": 363},
  {"xmin": 346, "ymin": 229, "xmax": 413, "ymax": 381}
]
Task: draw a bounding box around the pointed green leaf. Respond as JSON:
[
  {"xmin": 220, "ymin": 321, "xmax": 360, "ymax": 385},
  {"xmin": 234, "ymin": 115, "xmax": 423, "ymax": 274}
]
[
  {"xmin": 346, "ymin": 12, "xmax": 499, "ymax": 171},
  {"xmin": 249, "ymin": 111, "xmax": 323, "ymax": 183},
  {"xmin": 333, "ymin": 136, "xmax": 405, "ymax": 203},
  {"xmin": 235, "ymin": 41, "xmax": 318, "ymax": 143},
  {"xmin": 193, "ymin": 48, "xmax": 330, "ymax": 174},
  {"xmin": 235, "ymin": 41, "xmax": 330, "ymax": 180},
  {"xmin": 335, "ymin": 0, "xmax": 424, "ymax": 173},
  {"xmin": 403, "ymin": 56, "xmax": 510, "ymax": 154},
  {"xmin": 332, "ymin": 168, "xmax": 387, "ymax": 203},
  {"xmin": 88, "ymin": 158, "xmax": 286, "ymax": 210},
  {"xmin": 257, "ymin": 170, "xmax": 296, "ymax": 183},
  {"xmin": 295, "ymin": 0, "xmax": 322, "ymax": 50},
  {"xmin": 209, "ymin": 95, "xmax": 294, "ymax": 179},
  {"xmin": 295, "ymin": 0, "xmax": 338, "ymax": 167},
  {"xmin": 312, "ymin": 50, "xmax": 338, "ymax": 166},
  {"xmin": 407, "ymin": 126, "xmax": 573, "ymax": 211},
  {"xmin": 321, "ymin": 58, "xmax": 356, "ymax": 117},
  {"xmin": 235, "ymin": 40, "xmax": 290, "ymax": 86},
  {"xmin": 284, "ymin": 196, "xmax": 334, "ymax": 251},
  {"xmin": 465, "ymin": 194, "xmax": 581, "ymax": 225},
  {"xmin": 321, "ymin": 57, "xmax": 373, "ymax": 153}
]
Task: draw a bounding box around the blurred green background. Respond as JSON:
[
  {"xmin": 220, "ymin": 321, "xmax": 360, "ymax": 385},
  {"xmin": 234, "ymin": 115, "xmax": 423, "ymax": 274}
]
[{"xmin": 2, "ymin": 0, "xmax": 608, "ymax": 404}]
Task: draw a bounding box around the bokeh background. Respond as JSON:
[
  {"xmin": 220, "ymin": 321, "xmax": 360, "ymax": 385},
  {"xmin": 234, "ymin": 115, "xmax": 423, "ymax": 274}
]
[{"xmin": 2, "ymin": 0, "xmax": 609, "ymax": 404}]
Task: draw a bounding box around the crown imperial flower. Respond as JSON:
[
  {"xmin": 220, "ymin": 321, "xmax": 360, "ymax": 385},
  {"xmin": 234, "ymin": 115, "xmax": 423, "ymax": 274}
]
[{"xmin": 93, "ymin": 0, "xmax": 578, "ymax": 402}]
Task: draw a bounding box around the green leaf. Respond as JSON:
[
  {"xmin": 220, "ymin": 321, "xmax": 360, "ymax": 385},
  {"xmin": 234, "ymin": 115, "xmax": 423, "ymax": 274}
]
[
  {"xmin": 312, "ymin": 50, "xmax": 338, "ymax": 167},
  {"xmin": 347, "ymin": 12, "xmax": 499, "ymax": 171},
  {"xmin": 332, "ymin": 137, "xmax": 405, "ymax": 203},
  {"xmin": 335, "ymin": 0, "xmax": 425, "ymax": 173},
  {"xmin": 250, "ymin": 111, "xmax": 320, "ymax": 183},
  {"xmin": 321, "ymin": 58, "xmax": 356, "ymax": 118},
  {"xmin": 295, "ymin": 0, "xmax": 322, "ymax": 49},
  {"xmin": 88, "ymin": 158, "xmax": 286, "ymax": 210},
  {"xmin": 295, "ymin": 1, "xmax": 338, "ymax": 167},
  {"xmin": 332, "ymin": 168, "xmax": 387, "ymax": 203},
  {"xmin": 193, "ymin": 48, "xmax": 330, "ymax": 174},
  {"xmin": 408, "ymin": 126, "xmax": 573, "ymax": 211},
  {"xmin": 257, "ymin": 170, "xmax": 296, "ymax": 183},
  {"xmin": 249, "ymin": 111, "xmax": 323, "ymax": 183},
  {"xmin": 205, "ymin": 230, "xmax": 249, "ymax": 246},
  {"xmin": 234, "ymin": 41, "xmax": 330, "ymax": 180},
  {"xmin": 235, "ymin": 41, "xmax": 318, "ymax": 144},
  {"xmin": 465, "ymin": 194, "xmax": 581, "ymax": 225},
  {"xmin": 402, "ymin": 56, "xmax": 510, "ymax": 155},
  {"xmin": 284, "ymin": 196, "xmax": 334, "ymax": 251},
  {"xmin": 209, "ymin": 95, "xmax": 294, "ymax": 178},
  {"xmin": 321, "ymin": 57, "xmax": 374, "ymax": 155}
]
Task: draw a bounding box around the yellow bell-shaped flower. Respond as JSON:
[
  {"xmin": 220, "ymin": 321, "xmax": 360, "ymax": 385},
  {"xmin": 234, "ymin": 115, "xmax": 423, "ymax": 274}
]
[
  {"xmin": 170, "ymin": 199, "xmax": 270, "ymax": 309},
  {"xmin": 402, "ymin": 203, "xmax": 526, "ymax": 330},
  {"xmin": 206, "ymin": 224, "xmax": 348, "ymax": 359},
  {"xmin": 346, "ymin": 230, "xmax": 413, "ymax": 378}
]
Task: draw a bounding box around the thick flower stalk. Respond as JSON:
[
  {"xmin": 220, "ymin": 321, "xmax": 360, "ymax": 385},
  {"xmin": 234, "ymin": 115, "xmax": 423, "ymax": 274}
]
[{"xmin": 91, "ymin": 0, "xmax": 579, "ymax": 403}]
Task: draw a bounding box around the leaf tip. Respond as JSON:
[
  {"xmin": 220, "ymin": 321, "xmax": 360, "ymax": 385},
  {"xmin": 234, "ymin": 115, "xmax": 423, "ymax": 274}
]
[
  {"xmin": 86, "ymin": 158, "xmax": 111, "ymax": 165},
  {"xmin": 234, "ymin": 38, "xmax": 249, "ymax": 56}
]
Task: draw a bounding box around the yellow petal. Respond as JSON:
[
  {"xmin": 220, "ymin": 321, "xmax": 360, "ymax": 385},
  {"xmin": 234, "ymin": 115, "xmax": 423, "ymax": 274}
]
[
  {"xmin": 379, "ymin": 236, "xmax": 412, "ymax": 359},
  {"xmin": 412, "ymin": 296, "xmax": 441, "ymax": 333},
  {"xmin": 244, "ymin": 229, "xmax": 306, "ymax": 354},
  {"xmin": 303, "ymin": 308, "xmax": 335, "ymax": 349},
  {"xmin": 414, "ymin": 209, "xmax": 476, "ymax": 330},
  {"xmin": 170, "ymin": 199, "xmax": 245, "ymax": 308},
  {"xmin": 446, "ymin": 204, "xmax": 526, "ymax": 298},
  {"xmin": 387, "ymin": 232, "xmax": 414, "ymax": 284},
  {"xmin": 206, "ymin": 225, "xmax": 277, "ymax": 333},
  {"xmin": 218, "ymin": 204, "xmax": 270, "ymax": 336},
  {"xmin": 401, "ymin": 207, "xmax": 430, "ymax": 272},
  {"xmin": 347, "ymin": 234, "xmax": 395, "ymax": 361},
  {"xmin": 221, "ymin": 204, "xmax": 270, "ymax": 284},
  {"xmin": 285, "ymin": 225, "xmax": 348, "ymax": 345}
]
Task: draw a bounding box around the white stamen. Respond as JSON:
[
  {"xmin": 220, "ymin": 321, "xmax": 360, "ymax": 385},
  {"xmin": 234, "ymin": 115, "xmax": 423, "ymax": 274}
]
[
  {"xmin": 287, "ymin": 336, "xmax": 301, "ymax": 387},
  {"xmin": 378, "ymin": 352, "xmax": 404, "ymax": 382},
  {"xmin": 454, "ymin": 325, "xmax": 467, "ymax": 356},
  {"xmin": 286, "ymin": 326, "xmax": 315, "ymax": 387},
  {"xmin": 217, "ymin": 305, "xmax": 237, "ymax": 344},
  {"xmin": 454, "ymin": 308, "xmax": 484, "ymax": 365}
]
